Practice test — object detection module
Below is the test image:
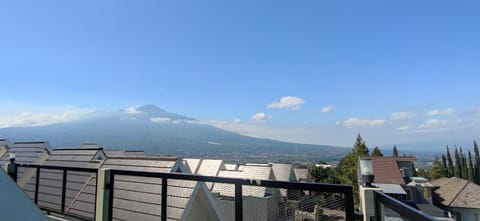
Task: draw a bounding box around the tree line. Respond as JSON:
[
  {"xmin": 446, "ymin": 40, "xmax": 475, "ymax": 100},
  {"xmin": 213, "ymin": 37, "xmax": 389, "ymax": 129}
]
[
  {"xmin": 429, "ymin": 141, "xmax": 480, "ymax": 183},
  {"xmin": 310, "ymin": 134, "xmax": 399, "ymax": 204}
]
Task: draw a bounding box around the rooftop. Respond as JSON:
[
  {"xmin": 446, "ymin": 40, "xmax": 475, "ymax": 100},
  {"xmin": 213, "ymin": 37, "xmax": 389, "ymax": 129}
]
[
  {"xmin": 431, "ymin": 177, "xmax": 480, "ymax": 209},
  {"xmin": 361, "ymin": 156, "xmax": 416, "ymax": 184}
]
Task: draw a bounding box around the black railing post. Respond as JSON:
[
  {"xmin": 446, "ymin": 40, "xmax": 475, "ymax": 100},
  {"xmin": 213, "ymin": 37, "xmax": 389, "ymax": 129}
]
[
  {"xmin": 345, "ymin": 186, "xmax": 355, "ymax": 221},
  {"xmin": 34, "ymin": 167, "xmax": 40, "ymax": 204},
  {"xmin": 7, "ymin": 162, "xmax": 18, "ymax": 182},
  {"xmin": 161, "ymin": 178, "xmax": 168, "ymax": 221},
  {"xmin": 61, "ymin": 169, "xmax": 67, "ymax": 213},
  {"xmin": 235, "ymin": 182, "xmax": 243, "ymax": 221},
  {"xmin": 374, "ymin": 191, "xmax": 382, "ymax": 221},
  {"xmin": 108, "ymin": 171, "xmax": 114, "ymax": 221},
  {"xmin": 94, "ymin": 172, "xmax": 98, "ymax": 219}
]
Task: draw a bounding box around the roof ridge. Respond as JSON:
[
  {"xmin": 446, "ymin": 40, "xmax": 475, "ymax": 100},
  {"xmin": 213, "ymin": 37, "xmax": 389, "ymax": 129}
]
[
  {"xmin": 108, "ymin": 156, "xmax": 178, "ymax": 161},
  {"xmin": 449, "ymin": 178, "xmax": 470, "ymax": 207},
  {"xmin": 53, "ymin": 147, "xmax": 103, "ymax": 151},
  {"xmin": 13, "ymin": 141, "xmax": 48, "ymax": 144}
]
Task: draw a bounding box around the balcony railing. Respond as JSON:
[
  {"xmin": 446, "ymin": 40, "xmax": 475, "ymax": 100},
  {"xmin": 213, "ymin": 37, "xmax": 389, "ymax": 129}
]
[
  {"xmin": 12, "ymin": 163, "xmax": 99, "ymax": 220},
  {"xmin": 7, "ymin": 162, "xmax": 442, "ymax": 221},
  {"xmin": 8, "ymin": 162, "xmax": 356, "ymax": 221},
  {"xmin": 373, "ymin": 191, "xmax": 436, "ymax": 221}
]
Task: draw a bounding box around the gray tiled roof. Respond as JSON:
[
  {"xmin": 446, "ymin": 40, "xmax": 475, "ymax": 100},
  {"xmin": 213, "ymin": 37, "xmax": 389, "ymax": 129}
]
[
  {"xmin": 272, "ymin": 163, "xmax": 295, "ymax": 181},
  {"xmin": 184, "ymin": 158, "xmax": 202, "ymax": 173},
  {"xmin": 0, "ymin": 141, "xmax": 49, "ymax": 165},
  {"xmin": 271, "ymin": 163, "xmax": 296, "ymax": 197},
  {"xmin": 22, "ymin": 147, "xmax": 103, "ymax": 219},
  {"xmin": 431, "ymin": 177, "xmax": 480, "ymax": 209},
  {"xmin": 293, "ymin": 168, "xmax": 310, "ymax": 181},
  {"xmin": 212, "ymin": 165, "xmax": 273, "ymax": 198},
  {"xmin": 0, "ymin": 141, "xmax": 50, "ymax": 181},
  {"xmin": 224, "ymin": 163, "xmax": 238, "ymax": 170},
  {"xmin": 196, "ymin": 159, "xmax": 224, "ymax": 189},
  {"xmin": 104, "ymin": 150, "xmax": 145, "ymax": 157},
  {"xmin": 70, "ymin": 156, "xmax": 202, "ymax": 221},
  {"xmin": 197, "ymin": 159, "xmax": 224, "ymax": 176}
]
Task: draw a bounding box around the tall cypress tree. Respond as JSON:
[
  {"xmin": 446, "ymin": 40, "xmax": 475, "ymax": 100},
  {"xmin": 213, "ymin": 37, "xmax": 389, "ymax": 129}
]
[
  {"xmin": 468, "ymin": 150, "xmax": 474, "ymax": 180},
  {"xmin": 474, "ymin": 140, "xmax": 480, "ymax": 184},
  {"xmin": 446, "ymin": 146, "xmax": 454, "ymax": 177},
  {"xmin": 461, "ymin": 147, "xmax": 467, "ymax": 179},
  {"xmin": 441, "ymin": 155, "xmax": 449, "ymax": 177},
  {"xmin": 454, "ymin": 146, "xmax": 461, "ymax": 177},
  {"xmin": 393, "ymin": 145, "xmax": 399, "ymax": 157}
]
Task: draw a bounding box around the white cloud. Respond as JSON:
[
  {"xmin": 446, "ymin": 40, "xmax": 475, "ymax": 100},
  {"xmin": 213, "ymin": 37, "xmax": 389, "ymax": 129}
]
[
  {"xmin": 150, "ymin": 117, "xmax": 171, "ymax": 123},
  {"xmin": 418, "ymin": 119, "xmax": 447, "ymax": 129},
  {"xmin": 390, "ymin": 112, "xmax": 416, "ymax": 120},
  {"xmin": 267, "ymin": 96, "xmax": 305, "ymax": 110},
  {"xmin": 125, "ymin": 106, "xmax": 142, "ymax": 115},
  {"xmin": 234, "ymin": 118, "xmax": 241, "ymax": 124},
  {"xmin": 194, "ymin": 118, "xmax": 356, "ymax": 147},
  {"xmin": 320, "ymin": 105, "xmax": 334, "ymax": 113},
  {"xmin": 396, "ymin": 126, "xmax": 410, "ymax": 131},
  {"xmin": 341, "ymin": 118, "xmax": 386, "ymax": 128},
  {"xmin": 426, "ymin": 108, "xmax": 454, "ymax": 116},
  {"xmin": 0, "ymin": 108, "xmax": 94, "ymax": 128},
  {"xmin": 251, "ymin": 112, "xmax": 267, "ymax": 122}
]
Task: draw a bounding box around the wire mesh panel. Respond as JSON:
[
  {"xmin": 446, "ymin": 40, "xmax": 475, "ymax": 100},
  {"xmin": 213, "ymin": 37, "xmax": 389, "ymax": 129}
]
[
  {"xmin": 210, "ymin": 182, "xmax": 241, "ymax": 221},
  {"xmin": 236, "ymin": 187, "xmax": 348, "ymax": 221},
  {"xmin": 381, "ymin": 204, "xmax": 407, "ymax": 221},
  {"xmin": 111, "ymin": 174, "xmax": 163, "ymax": 221}
]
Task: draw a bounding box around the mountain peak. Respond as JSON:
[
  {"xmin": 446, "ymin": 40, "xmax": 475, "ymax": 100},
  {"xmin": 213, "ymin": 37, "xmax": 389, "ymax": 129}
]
[
  {"xmin": 135, "ymin": 105, "xmax": 196, "ymax": 121},
  {"xmin": 137, "ymin": 104, "xmax": 167, "ymax": 113}
]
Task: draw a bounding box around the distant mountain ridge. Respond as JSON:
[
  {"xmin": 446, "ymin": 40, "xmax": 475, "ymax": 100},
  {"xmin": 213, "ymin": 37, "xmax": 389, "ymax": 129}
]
[
  {"xmin": 0, "ymin": 105, "xmax": 349, "ymax": 163},
  {"xmin": 134, "ymin": 105, "xmax": 196, "ymax": 121}
]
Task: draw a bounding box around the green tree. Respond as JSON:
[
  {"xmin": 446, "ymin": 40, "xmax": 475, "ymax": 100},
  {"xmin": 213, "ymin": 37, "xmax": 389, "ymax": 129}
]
[
  {"xmin": 474, "ymin": 140, "xmax": 480, "ymax": 184},
  {"xmin": 446, "ymin": 146, "xmax": 454, "ymax": 177},
  {"xmin": 337, "ymin": 134, "xmax": 370, "ymax": 205},
  {"xmin": 371, "ymin": 147, "xmax": 383, "ymax": 157},
  {"xmin": 468, "ymin": 150, "xmax": 474, "ymax": 180},
  {"xmin": 454, "ymin": 147, "xmax": 462, "ymax": 177},
  {"xmin": 430, "ymin": 157, "xmax": 448, "ymax": 179},
  {"xmin": 392, "ymin": 145, "xmax": 399, "ymax": 157},
  {"xmin": 441, "ymin": 155, "xmax": 448, "ymax": 177},
  {"xmin": 310, "ymin": 166, "xmax": 340, "ymax": 184},
  {"xmin": 417, "ymin": 168, "xmax": 431, "ymax": 179},
  {"xmin": 461, "ymin": 148, "xmax": 467, "ymax": 179}
]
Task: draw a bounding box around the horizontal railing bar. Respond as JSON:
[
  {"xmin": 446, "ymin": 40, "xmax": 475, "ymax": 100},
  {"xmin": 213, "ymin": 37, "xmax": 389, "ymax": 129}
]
[
  {"xmin": 374, "ymin": 191, "xmax": 436, "ymax": 221},
  {"xmin": 15, "ymin": 162, "xmax": 355, "ymax": 221},
  {"xmin": 15, "ymin": 163, "xmax": 351, "ymax": 193},
  {"xmin": 16, "ymin": 163, "xmax": 98, "ymax": 173},
  {"xmin": 110, "ymin": 169, "xmax": 352, "ymax": 193}
]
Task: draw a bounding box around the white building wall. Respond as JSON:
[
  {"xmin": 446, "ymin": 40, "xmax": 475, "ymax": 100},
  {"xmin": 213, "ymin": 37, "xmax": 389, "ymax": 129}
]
[{"xmin": 452, "ymin": 208, "xmax": 480, "ymax": 221}]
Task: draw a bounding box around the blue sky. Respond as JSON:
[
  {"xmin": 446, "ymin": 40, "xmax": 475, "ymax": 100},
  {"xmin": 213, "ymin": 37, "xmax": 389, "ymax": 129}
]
[{"xmin": 1, "ymin": 1, "xmax": 480, "ymax": 148}]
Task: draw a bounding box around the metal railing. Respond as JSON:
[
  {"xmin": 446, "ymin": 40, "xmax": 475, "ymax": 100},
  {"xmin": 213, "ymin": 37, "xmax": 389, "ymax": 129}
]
[
  {"xmin": 373, "ymin": 191, "xmax": 436, "ymax": 221},
  {"xmin": 10, "ymin": 163, "xmax": 99, "ymax": 220},
  {"xmin": 108, "ymin": 169, "xmax": 355, "ymax": 221},
  {"xmin": 8, "ymin": 162, "xmax": 356, "ymax": 221}
]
